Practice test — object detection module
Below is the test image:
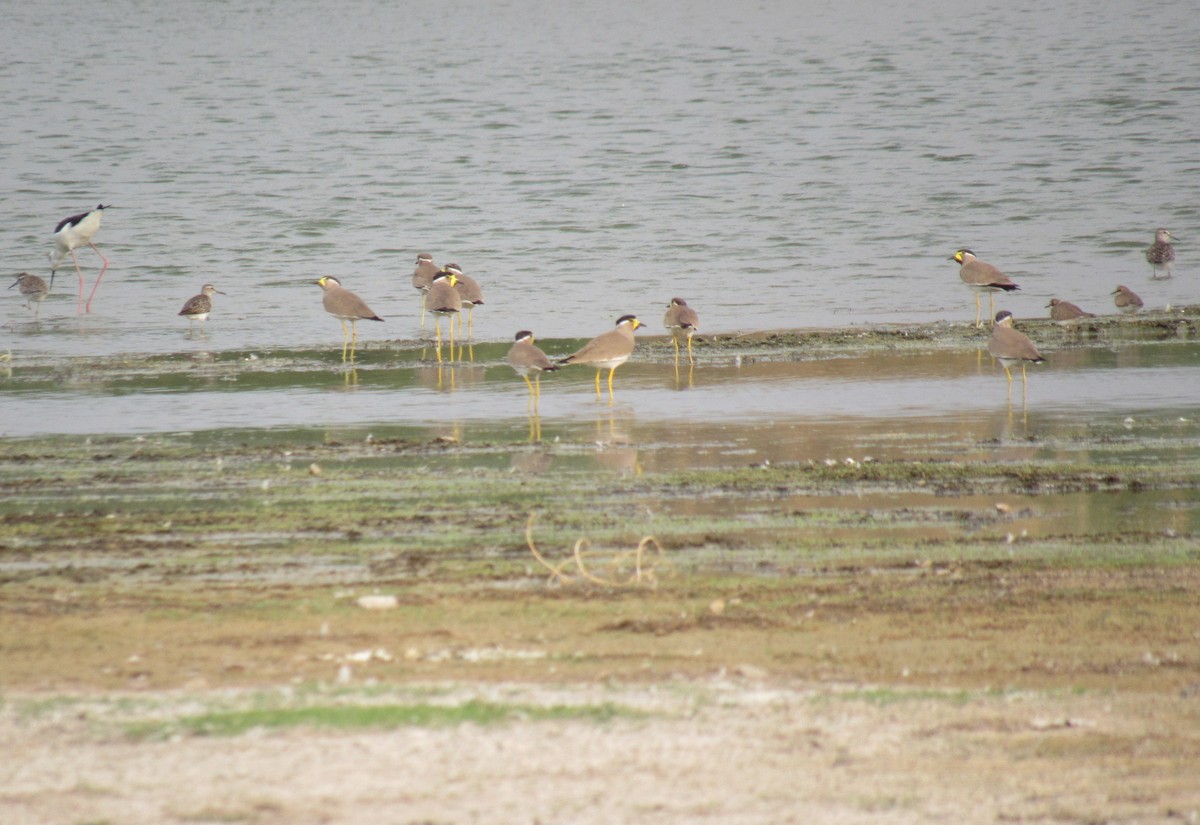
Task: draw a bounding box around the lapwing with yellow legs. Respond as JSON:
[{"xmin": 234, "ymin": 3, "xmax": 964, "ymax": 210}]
[
  {"xmin": 558, "ymin": 314, "xmax": 640, "ymax": 405},
  {"xmin": 10, "ymin": 272, "xmax": 49, "ymax": 321},
  {"xmin": 950, "ymin": 249, "xmax": 1020, "ymax": 328},
  {"xmin": 445, "ymin": 263, "xmax": 484, "ymax": 344},
  {"xmin": 425, "ymin": 269, "xmax": 461, "ymax": 363},
  {"xmin": 178, "ymin": 284, "xmax": 226, "ymax": 336},
  {"xmin": 1146, "ymin": 228, "xmax": 1177, "ymax": 279},
  {"xmin": 507, "ymin": 330, "xmax": 558, "ymax": 412},
  {"xmin": 663, "ymin": 297, "xmax": 699, "ymax": 369},
  {"xmin": 412, "ymin": 252, "xmax": 439, "ymax": 326},
  {"xmin": 314, "ymin": 276, "xmax": 383, "ymax": 362},
  {"xmin": 988, "ymin": 310, "xmax": 1044, "ymax": 399},
  {"xmin": 1112, "ymin": 285, "xmax": 1143, "ymax": 315},
  {"xmin": 49, "ymin": 203, "xmax": 111, "ymax": 314}
]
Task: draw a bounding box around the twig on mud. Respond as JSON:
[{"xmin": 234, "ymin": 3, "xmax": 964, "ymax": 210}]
[{"xmin": 526, "ymin": 513, "xmax": 671, "ymax": 588}]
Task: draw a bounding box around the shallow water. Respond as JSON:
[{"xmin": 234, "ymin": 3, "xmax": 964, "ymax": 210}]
[
  {"xmin": 2, "ymin": 0, "xmax": 1199, "ymax": 367},
  {"xmin": 4, "ymin": 339, "xmax": 1199, "ymax": 444}
]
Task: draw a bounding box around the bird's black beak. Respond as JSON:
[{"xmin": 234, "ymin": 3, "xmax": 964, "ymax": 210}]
[{"xmin": 7, "ymin": 281, "xmax": 16, "ymax": 290}]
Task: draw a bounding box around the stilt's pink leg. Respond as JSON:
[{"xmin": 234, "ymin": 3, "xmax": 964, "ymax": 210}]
[
  {"xmin": 72, "ymin": 250, "xmax": 84, "ymax": 315},
  {"xmin": 84, "ymin": 243, "xmax": 109, "ymax": 314}
]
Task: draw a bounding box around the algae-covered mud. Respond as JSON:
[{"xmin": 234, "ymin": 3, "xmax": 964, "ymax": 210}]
[{"xmin": 2, "ymin": 320, "xmax": 1200, "ymax": 824}]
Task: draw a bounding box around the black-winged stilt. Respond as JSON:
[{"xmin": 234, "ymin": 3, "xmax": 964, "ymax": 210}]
[{"xmin": 49, "ymin": 203, "xmax": 111, "ymax": 314}]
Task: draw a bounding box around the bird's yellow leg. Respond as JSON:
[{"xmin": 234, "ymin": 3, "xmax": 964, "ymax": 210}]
[
  {"xmin": 468, "ymin": 306, "xmax": 475, "ymax": 339},
  {"xmin": 448, "ymin": 314, "xmax": 457, "ymax": 362},
  {"xmin": 974, "ymin": 293, "xmax": 982, "ymax": 328},
  {"xmin": 523, "ymin": 375, "xmax": 535, "ymax": 410},
  {"xmin": 419, "ymin": 293, "xmax": 427, "ymax": 328},
  {"xmin": 349, "ymin": 320, "xmax": 358, "ymax": 362},
  {"xmin": 607, "ymin": 367, "xmax": 617, "ymax": 405},
  {"xmin": 435, "ymin": 317, "xmax": 443, "ymax": 363},
  {"xmin": 988, "ymin": 292, "xmax": 996, "ymax": 323},
  {"xmin": 593, "ymin": 369, "xmax": 602, "ymax": 400},
  {"xmin": 340, "ymin": 320, "xmax": 350, "ymax": 361},
  {"xmin": 671, "ymin": 335, "xmax": 680, "ymax": 366},
  {"xmin": 687, "ymin": 333, "xmax": 694, "ymax": 365}
]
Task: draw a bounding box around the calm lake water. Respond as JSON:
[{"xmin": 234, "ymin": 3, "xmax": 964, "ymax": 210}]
[{"xmin": 2, "ymin": 0, "xmax": 1199, "ymax": 437}]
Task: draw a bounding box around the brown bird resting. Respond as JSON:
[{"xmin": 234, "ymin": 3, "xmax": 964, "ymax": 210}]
[
  {"xmin": 1047, "ymin": 297, "xmax": 1094, "ymax": 323},
  {"xmin": 1112, "ymin": 285, "xmax": 1144, "ymax": 315}
]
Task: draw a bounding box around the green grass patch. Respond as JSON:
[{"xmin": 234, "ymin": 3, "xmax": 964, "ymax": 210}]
[
  {"xmin": 127, "ymin": 699, "xmax": 642, "ymax": 739},
  {"xmin": 819, "ymin": 687, "xmax": 980, "ymax": 707}
]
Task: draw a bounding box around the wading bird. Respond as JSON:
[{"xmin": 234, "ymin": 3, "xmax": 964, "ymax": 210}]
[
  {"xmin": 412, "ymin": 252, "xmax": 439, "ymax": 326},
  {"xmin": 950, "ymin": 248, "xmax": 1020, "ymax": 328},
  {"xmin": 663, "ymin": 297, "xmax": 700, "ymax": 367},
  {"xmin": 558, "ymin": 315, "xmax": 640, "ymax": 404},
  {"xmin": 10, "ymin": 272, "xmax": 49, "ymax": 321},
  {"xmin": 49, "ymin": 203, "xmax": 111, "ymax": 314},
  {"xmin": 988, "ymin": 310, "xmax": 1044, "ymax": 398},
  {"xmin": 425, "ymin": 269, "xmax": 461, "ymax": 362},
  {"xmin": 1146, "ymin": 228, "xmax": 1177, "ymax": 279},
  {"xmin": 314, "ymin": 276, "xmax": 383, "ymax": 361},
  {"xmin": 507, "ymin": 329, "xmax": 558, "ymax": 411},
  {"xmin": 178, "ymin": 284, "xmax": 226, "ymax": 336}
]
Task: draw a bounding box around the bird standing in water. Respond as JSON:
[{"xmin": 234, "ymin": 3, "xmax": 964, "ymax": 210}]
[
  {"xmin": 558, "ymin": 315, "xmax": 640, "ymax": 404},
  {"xmin": 1145, "ymin": 228, "xmax": 1177, "ymax": 279},
  {"xmin": 425, "ymin": 269, "xmax": 462, "ymax": 363},
  {"xmin": 507, "ymin": 330, "xmax": 558, "ymax": 411},
  {"xmin": 10, "ymin": 272, "xmax": 49, "ymax": 321},
  {"xmin": 49, "ymin": 203, "xmax": 111, "ymax": 315},
  {"xmin": 178, "ymin": 284, "xmax": 226, "ymax": 336},
  {"xmin": 663, "ymin": 297, "xmax": 700, "ymax": 367},
  {"xmin": 314, "ymin": 276, "xmax": 384, "ymax": 361},
  {"xmin": 445, "ymin": 263, "xmax": 484, "ymax": 340},
  {"xmin": 412, "ymin": 252, "xmax": 439, "ymax": 326},
  {"xmin": 988, "ymin": 310, "xmax": 1045, "ymax": 398}
]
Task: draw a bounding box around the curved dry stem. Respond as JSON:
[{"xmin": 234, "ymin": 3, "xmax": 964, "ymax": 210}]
[
  {"xmin": 527, "ymin": 511, "xmax": 669, "ymax": 589},
  {"xmin": 525, "ymin": 512, "xmax": 574, "ymax": 585}
]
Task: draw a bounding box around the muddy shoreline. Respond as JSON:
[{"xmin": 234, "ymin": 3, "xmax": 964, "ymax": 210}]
[{"xmin": 2, "ymin": 315, "xmax": 1199, "ymax": 823}]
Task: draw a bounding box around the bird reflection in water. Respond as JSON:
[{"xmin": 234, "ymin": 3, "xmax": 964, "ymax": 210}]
[{"xmin": 593, "ymin": 411, "xmax": 640, "ymax": 475}]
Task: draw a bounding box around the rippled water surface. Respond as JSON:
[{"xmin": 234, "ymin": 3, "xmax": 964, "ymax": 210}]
[{"xmin": 2, "ymin": 0, "xmax": 1199, "ymax": 435}]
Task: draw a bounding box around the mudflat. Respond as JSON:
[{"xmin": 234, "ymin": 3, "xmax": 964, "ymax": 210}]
[{"xmin": 2, "ymin": 319, "xmax": 1199, "ymax": 824}]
